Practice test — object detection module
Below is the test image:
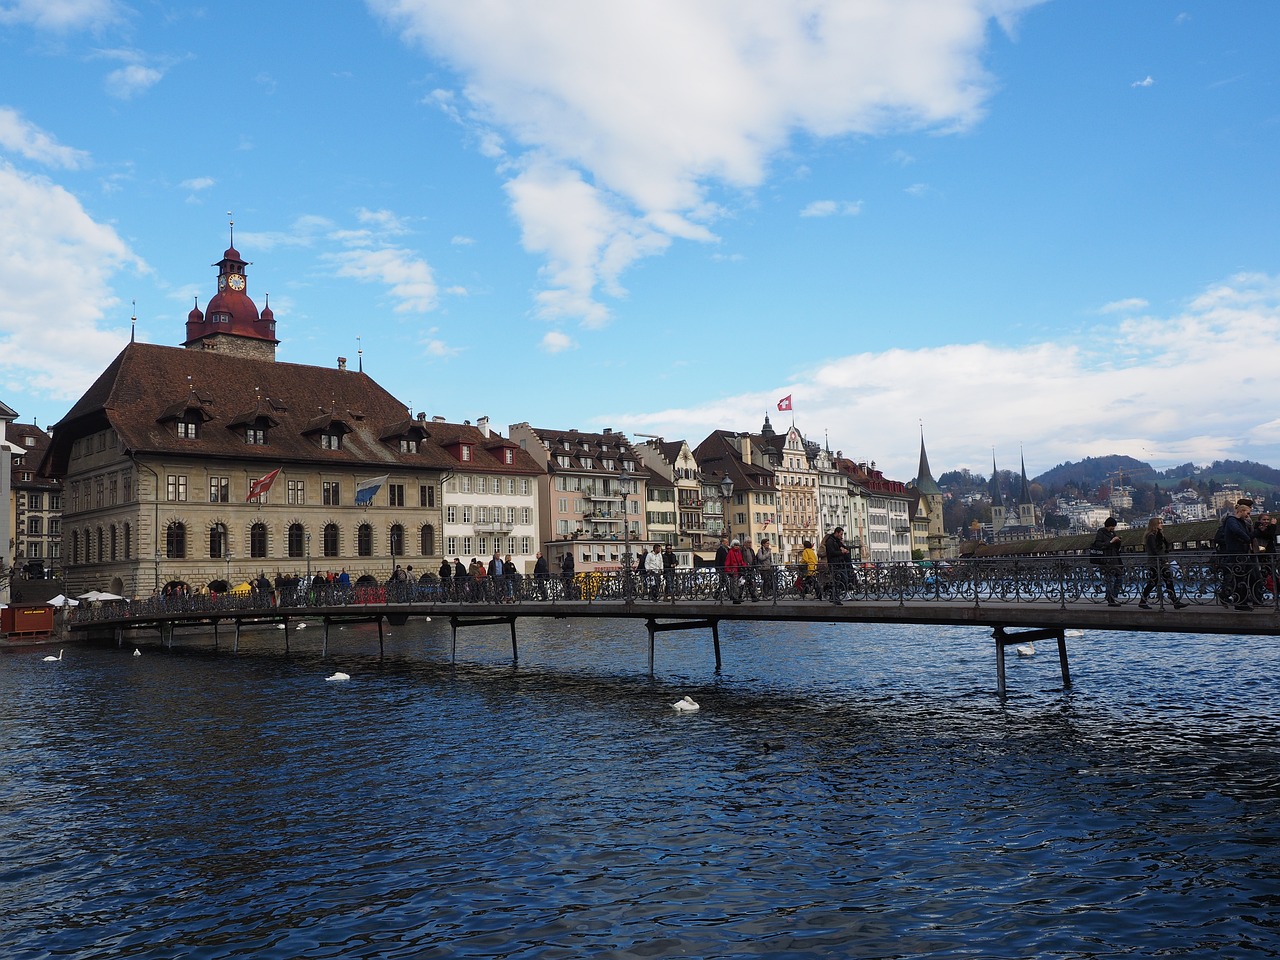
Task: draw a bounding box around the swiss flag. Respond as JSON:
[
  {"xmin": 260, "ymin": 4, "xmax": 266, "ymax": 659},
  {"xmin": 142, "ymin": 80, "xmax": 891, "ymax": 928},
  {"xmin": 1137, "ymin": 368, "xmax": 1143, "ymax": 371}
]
[
  {"xmin": 246, "ymin": 467, "xmax": 281, "ymax": 501},
  {"xmin": 777, "ymin": 395, "xmax": 792, "ymax": 412}
]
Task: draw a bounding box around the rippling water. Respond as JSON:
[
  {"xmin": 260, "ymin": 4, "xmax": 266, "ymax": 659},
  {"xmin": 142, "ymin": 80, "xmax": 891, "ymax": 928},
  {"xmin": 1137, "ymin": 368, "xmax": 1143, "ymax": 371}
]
[{"xmin": 3, "ymin": 618, "xmax": 1279, "ymax": 959}]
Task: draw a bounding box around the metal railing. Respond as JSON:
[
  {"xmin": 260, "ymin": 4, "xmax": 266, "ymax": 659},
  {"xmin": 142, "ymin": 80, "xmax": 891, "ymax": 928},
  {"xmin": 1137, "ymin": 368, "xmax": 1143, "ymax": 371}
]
[{"xmin": 67, "ymin": 552, "xmax": 1279, "ymax": 623}]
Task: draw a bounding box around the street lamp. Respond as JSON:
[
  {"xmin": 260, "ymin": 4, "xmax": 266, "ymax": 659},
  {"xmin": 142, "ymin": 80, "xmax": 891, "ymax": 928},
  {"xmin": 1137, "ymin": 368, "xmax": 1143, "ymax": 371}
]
[
  {"xmin": 225, "ymin": 549, "xmax": 232, "ymax": 589},
  {"xmin": 720, "ymin": 474, "xmax": 735, "ymax": 542},
  {"xmin": 619, "ymin": 466, "xmax": 632, "ymax": 601},
  {"xmin": 305, "ymin": 532, "xmax": 312, "ymax": 584}
]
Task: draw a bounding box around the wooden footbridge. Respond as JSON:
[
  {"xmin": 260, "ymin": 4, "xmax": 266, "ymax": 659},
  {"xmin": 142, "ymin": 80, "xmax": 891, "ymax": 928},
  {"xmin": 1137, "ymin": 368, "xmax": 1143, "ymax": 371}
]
[{"xmin": 65, "ymin": 555, "xmax": 1277, "ymax": 695}]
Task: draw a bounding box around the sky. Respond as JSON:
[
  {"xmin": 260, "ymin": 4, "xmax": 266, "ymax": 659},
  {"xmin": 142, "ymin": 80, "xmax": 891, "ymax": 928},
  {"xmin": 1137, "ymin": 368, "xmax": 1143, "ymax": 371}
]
[{"xmin": 1, "ymin": 0, "xmax": 1278, "ymax": 483}]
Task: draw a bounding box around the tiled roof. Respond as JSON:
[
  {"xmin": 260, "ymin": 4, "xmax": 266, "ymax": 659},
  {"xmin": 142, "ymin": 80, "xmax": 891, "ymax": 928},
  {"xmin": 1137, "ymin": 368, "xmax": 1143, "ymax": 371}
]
[
  {"xmin": 43, "ymin": 342, "xmax": 459, "ymax": 475},
  {"xmin": 421, "ymin": 420, "xmax": 543, "ymax": 475}
]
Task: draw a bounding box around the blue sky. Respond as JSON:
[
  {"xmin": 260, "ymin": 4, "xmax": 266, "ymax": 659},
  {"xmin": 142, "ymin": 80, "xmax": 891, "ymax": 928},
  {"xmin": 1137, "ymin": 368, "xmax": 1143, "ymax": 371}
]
[{"xmin": 1, "ymin": 0, "xmax": 1278, "ymax": 481}]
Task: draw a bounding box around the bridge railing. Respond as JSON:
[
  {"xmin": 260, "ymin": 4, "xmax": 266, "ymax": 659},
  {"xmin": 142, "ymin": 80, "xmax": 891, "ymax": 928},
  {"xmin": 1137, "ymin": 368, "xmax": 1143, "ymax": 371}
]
[{"xmin": 67, "ymin": 552, "xmax": 1277, "ymax": 623}]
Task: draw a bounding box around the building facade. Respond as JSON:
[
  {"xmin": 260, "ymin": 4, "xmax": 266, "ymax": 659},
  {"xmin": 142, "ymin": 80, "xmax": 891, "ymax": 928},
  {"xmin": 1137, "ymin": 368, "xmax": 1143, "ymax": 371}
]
[{"xmin": 8, "ymin": 423, "xmax": 61, "ymax": 577}]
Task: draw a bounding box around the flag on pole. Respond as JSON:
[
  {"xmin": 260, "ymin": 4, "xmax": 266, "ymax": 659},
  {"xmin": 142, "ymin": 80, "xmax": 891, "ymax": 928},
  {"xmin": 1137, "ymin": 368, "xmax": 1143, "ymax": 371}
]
[
  {"xmin": 777, "ymin": 395, "xmax": 792, "ymax": 412},
  {"xmin": 246, "ymin": 467, "xmax": 281, "ymax": 501},
  {"xmin": 355, "ymin": 474, "xmax": 390, "ymax": 506}
]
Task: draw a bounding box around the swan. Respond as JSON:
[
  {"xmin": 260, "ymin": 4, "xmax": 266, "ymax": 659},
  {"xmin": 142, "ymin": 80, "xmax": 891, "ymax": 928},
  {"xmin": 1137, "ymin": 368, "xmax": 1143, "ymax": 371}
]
[
  {"xmin": 133, "ymin": 648, "xmax": 142, "ymax": 657},
  {"xmin": 296, "ymin": 622, "xmax": 307, "ymax": 630},
  {"xmin": 42, "ymin": 649, "xmax": 63, "ymax": 662},
  {"xmin": 1064, "ymin": 629, "xmax": 1085, "ymax": 638},
  {"xmin": 672, "ymin": 695, "xmax": 699, "ymax": 712},
  {"xmin": 326, "ymin": 671, "xmax": 350, "ymax": 682},
  {"xmin": 275, "ymin": 623, "xmax": 286, "ymax": 629},
  {"xmin": 1016, "ymin": 643, "xmax": 1035, "ymax": 657}
]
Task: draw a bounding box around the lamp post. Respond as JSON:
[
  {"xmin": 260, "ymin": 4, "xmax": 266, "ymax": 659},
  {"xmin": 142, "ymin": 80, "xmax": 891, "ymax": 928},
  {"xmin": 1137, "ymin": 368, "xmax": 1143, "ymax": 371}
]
[
  {"xmin": 225, "ymin": 549, "xmax": 232, "ymax": 590},
  {"xmin": 619, "ymin": 466, "xmax": 632, "ymax": 601},
  {"xmin": 720, "ymin": 474, "xmax": 735, "ymax": 542},
  {"xmin": 305, "ymin": 533, "xmax": 312, "ymax": 584}
]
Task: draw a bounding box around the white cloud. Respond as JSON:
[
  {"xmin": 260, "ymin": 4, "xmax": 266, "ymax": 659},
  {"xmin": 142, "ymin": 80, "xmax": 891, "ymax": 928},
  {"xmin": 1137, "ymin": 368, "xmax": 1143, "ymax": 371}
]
[
  {"xmin": 180, "ymin": 177, "xmax": 215, "ymax": 191},
  {"xmin": 105, "ymin": 63, "xmax": 164, "ymax": 98},
  {"xmin": 0, "ymin": 108, "xmax": 90, "ymax": 169},
  {"xmin": 541, "ymin": 330, "xmax": 576, "ymax": 353},
  {"xmin": 0, "ymin": 0, "xmax": 122, "ymax": 31},
  {"xmin": 610, "ymin": 273, "xmax": 1280, "ymax": 480},
  {"xmin": 0, "ymin": 161, "xmax": 142, "ymax": 400},
  {"xmin": 1131, "ymin": 75, "xmax": 1155, "ymax": 88},
  {"xmin": 371, "ymin": 0, "xmax": 1044, "ymax": 328},
  {"xmin": 332, "ymin": 246, "xmax": 438, "ymax": 313},
  {"xmin": 800, "ymin": 199, "xmax": 863, "ymax": 217},
  {"xmin": 1099, "ymin": 297, "xmax": 1148, "ymax": 314}
]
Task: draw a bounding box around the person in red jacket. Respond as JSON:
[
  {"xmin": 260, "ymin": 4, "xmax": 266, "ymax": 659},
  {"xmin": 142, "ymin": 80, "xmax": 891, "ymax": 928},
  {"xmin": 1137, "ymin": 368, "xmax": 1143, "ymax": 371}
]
[{"xmin": 725, "ymin": 539, "xmax": 748, "ymax": 604}]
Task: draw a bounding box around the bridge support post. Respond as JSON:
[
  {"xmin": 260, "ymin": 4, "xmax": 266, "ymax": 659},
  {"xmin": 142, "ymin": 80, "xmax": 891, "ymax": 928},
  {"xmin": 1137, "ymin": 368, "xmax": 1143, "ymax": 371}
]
[
  {"xmin": 234, "ymin": 619, "xmax": 241, "ymax": 653},
  {"xmin": 323, "ymin": 619, "xmax": 329, "ymax": 658},
  {"xmin": 447, "ymin": 616, "xmax": 519, "ymax": 663},
  {"xmin": 644, "ymin": 619, "xmax": 723, "ymax": 675},
  {"xmin": 992, "ymin": 626, "xmax": 1070, "ymax": 696},
  {"xmin": 213, "ymin": 619, "xmax": 219, "ymax": 650},
  {"xmin": 377, "ymin": 616, "xmax": 384, "ymax": 657}
]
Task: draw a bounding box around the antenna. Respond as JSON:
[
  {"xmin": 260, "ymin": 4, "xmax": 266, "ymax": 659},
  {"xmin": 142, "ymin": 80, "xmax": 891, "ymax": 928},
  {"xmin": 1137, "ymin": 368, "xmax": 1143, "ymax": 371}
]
[
  {"xmin": 227, "ymin": 211, "xmax": 234, "ymax": 247},
  {"xmin": 357, "ymin": 335, "xmax": 363, "ymax": 373},
  {"xmin": 130, "ymin": 299, "xmax": 136, "ymax": 343}
]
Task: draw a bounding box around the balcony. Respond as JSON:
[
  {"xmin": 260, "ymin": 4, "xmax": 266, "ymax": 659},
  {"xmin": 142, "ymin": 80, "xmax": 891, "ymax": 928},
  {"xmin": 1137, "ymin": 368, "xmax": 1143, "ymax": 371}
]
[{"xmin": 475, "ymin": 521, "xmax": 515, "ymax": 534}]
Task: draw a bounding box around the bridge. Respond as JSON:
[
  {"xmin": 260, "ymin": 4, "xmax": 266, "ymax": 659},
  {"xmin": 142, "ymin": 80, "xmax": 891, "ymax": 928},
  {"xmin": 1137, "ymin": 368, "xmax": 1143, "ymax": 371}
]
[{"xmin": 67, "ymin": 554, "xmax": 1277, "ymax": 696}]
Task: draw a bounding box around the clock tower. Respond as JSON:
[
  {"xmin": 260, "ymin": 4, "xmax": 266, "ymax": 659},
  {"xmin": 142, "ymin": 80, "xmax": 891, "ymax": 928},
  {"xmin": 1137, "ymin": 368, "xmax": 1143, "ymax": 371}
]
[{"xmin": 183, "ymin": 230, "xmax": 280, "ymax": 362}]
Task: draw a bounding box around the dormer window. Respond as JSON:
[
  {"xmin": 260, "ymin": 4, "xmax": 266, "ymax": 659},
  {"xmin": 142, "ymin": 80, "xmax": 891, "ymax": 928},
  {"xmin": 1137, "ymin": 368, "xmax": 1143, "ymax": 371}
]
[
  {"xmin": 503, "ymin": 449, "xmax": 514, "ymax": 465},
  {"xmin": 400, "ymin": 439, "xmax": 418, "ymax": 454},
  {"xmin": 245, "ymin": 425, "xmax": 267, "ymax": 445},
  {"xmin": 581, "ymin": 457, "xmax": 594, "ymax": 469},
  {"xmin": 211, "ymin": 312, "xmax": 231, "ymax": 324},
  {"xmin": 22, "ymin": 436, "xmax": 34, "ymax": 447},
  {"xmin": 322, "ymin": 432, "xmax": 343, "ymax": 450},
  {"xmin": 177, "ymin": 418, "xmax": 199, "ymax": 440},
  {"xmin": 460, "ymin": 445, "xmax": 472, "ymax": 462}
]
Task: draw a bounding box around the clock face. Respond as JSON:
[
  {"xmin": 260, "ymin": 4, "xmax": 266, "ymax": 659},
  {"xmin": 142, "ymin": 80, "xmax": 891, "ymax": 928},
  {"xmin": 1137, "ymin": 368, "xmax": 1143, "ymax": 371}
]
[
  {"xmin": 228, "ymin": 274, "xmax": 246, "ymax": 292},
  {"xmin": 217, "ymin": 275, "xmax": 227, "ymax": 291}
]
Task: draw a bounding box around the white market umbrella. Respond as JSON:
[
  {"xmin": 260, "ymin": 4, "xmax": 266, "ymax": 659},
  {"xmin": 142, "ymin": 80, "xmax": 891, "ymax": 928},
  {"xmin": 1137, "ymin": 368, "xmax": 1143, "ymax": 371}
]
[{"xmin": 49, "ymin": 595, "xmax": 80, "ymax": 607}]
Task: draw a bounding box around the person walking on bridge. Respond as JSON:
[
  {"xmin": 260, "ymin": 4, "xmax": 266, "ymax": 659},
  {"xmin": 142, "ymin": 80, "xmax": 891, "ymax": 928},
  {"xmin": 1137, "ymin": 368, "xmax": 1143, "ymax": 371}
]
[
  {"xmin": 1139, "ymin": 517, "xmax": 1187, "ymax": 610},
  {"xmin": 1092, "ymin": 518, "xmax": 1123, "ymax": 607},
  {"xmin": 1217, "ymin": 499, "xmax": 1257, "ymax": 610}
]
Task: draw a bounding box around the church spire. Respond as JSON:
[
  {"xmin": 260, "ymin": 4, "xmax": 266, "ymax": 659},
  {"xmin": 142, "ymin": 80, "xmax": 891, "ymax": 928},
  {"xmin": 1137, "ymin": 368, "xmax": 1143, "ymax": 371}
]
[{"xmin": 914, "ymin": 426, "xmax": 941, "ymax": 497}]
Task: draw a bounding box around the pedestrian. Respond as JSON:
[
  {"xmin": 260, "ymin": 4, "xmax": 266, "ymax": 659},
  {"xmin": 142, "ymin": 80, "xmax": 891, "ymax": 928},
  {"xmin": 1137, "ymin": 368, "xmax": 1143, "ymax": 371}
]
[
  {"xmin": 533, "ymin": 551, "xmax": 549, "ymax": 600},
  {"xmin": 560, "ymin": 551, "xmax": 576, "ymax": 599},
  {"xmin": 725, "ymin": 539, "xmax": 747, "ymax": 603},
  {"xmin": 739, "ymin": 539, "xmax": 760, "ymax": 601},
  {"xmin": 662, "ymin": 544, "xmax": 678, "ymax": 599},
  {"xmin": 454, "ymin": 557, "xmax": 470, "ymax": 601},
  {"xmin": 1091, "ymin": 518, "xmax": 1124, "ymax": 607},
  {"xmin": 487, "ymin": 551, "xmax": 504, "ymax": 602},
  {"xmin": 644, "ymin": 544, "xmax": 664, "ymax": 600},
  {"xmin": 714, "ymin": 536, "xmax": 730, "ymax": 599},
  {"xmin": 1216, "ymin": 499, "xmax": 1256, "ymax": 610},
  {"xmin": 800, "ymin": 539, "xmax": 819, "ymax": 598},
  {"xmin": 757, "ymin": 537, "xmax": 775, "ymax": 597},
  {"xmin": 503, "ymin": 555, "xmax": 520, "ymax": 602},
  {"xmin": 822, "ymin": 527, "xmax": 852, "ymax": 605},
  {"xmin": 1253, "ymin": 514, "xmax": 1277, "ymax": 601},
  {"xmin": 439, "ymin": 558, "xmax": 452, "ymax": 599},
  {"xmin": 1139, "ymin": 517, "xmax": 1187, "ymax": 609}
]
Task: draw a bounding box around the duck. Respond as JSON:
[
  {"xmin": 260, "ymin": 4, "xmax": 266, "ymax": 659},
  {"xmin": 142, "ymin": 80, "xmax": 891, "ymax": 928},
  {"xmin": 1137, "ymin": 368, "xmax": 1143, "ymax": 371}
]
[
  {"xmin": 325, "ymin": 672, "xmax": 350, "ymax": 682},
  {"xmin": 42, "ymin": 649, "xmax": 63, "ymax": 662},
  {"xmin": 671, "ymin": 695, "xmax": 699, "ymax": 712},
  {"xmin": 1015, "ymin": 643, "xmax": 1036, "ymax": 657}
]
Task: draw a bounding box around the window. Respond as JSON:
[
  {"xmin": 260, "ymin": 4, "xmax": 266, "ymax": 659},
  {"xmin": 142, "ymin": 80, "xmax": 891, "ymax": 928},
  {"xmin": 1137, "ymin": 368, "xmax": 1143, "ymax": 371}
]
[
  {"xmin": 420, "ymin": 524, "xmax": 435, "ymax": 555},
  {"xmin": 419, "ymin": 484, "xmax": 434, "ymax": 508},
  {"xmin": 287, "ymin": 523, "xmax": 306, "ymax": 558},
  {"xmin": 177, "ymin": 418, "xmax": 199, "ymax": 439},
  {"xmin": 166, "ymin": 522, "xmax": 187, "ymax": 559},
  {"xmin": 462, "ymin": 536, "xmax": 472, "ymax": 555},
  {"xmin": 29, "ymin": 492, "xmax": 43, "ymax": 511},
  {"xmin": 521, "ymin": 479, "xmax": 530, "ymax": 495},
  {"xmin": 357, "ymin": 524, "xmax": 373, "ymax": 557},
  {"xmin": 245, "ymin": 426, "xmax": 266, "ymax": 445},
  {"xmin": 209, "ymin": 476, "xmax": 230, "ymax": 503},
  {"xmin": 399, "ymin": 439, "xmax": 418, "ymax": 453},
  {"xmin": 322, "ymin": 432, "xmax": 342, "ymax": 450},
  {"xmin": 461, "ymin": 506, "xmax": 472, "ymax": 524},
  {"xmin": 246, "ymin": 477, "xmax": 270, "ymax": 505},
  {"xmin": 124, "ymin": 523, "xmax": 131, "ymax": 560},
  {"xmin": 476, "ymin": 477, "xmax": 486, "ymax": 495},
  {"xmin": 446, "ymin": 506, "xmax": 457, "ymax": 523},
  {"xmin": 323, "ymin": 481, "xmax": 341, "ymax": 505},
  {"xmin": 446, "ymin": 536, "xmax": 457, "ymax": 555},
  {"xmin": 503, "ymin": 449, "xmax": 514, "ymax": 465},
  {"xmin": 250, "ymin": 523, "xmax": 268, "ymax": 559},
  {"xmin": 71, "ymin": 530, "xmax": 80, "ymax": 564},
  {"xmin": 288, "ymin": 480, "xmax": 306, "ymax": 505},
  {"xmin": 22, "ymin": 435, "xmax": 34, "ymax": 447},
  {"xmin": 28, "ymin": 516, "xmax": 42, "ymax": 536},
  {"xmin": 121, "ymin": 474, "xmax": 130, "ymax": 503},
  {"xmin": 390, "ymin": 524, "xmax": 405, "ymax": 557},
  {"xmin": 167, "ymin": 475, "xmax": 188, "ymax": 502},
  {"xmin": 460, "ymin": 445, "xmax": 472, "ymax": 462},
  {"xmin": 460, "ymin": 476, "xmax": 471, "ymax": 493},
  {"xmin": 477, "ymin": 506, "xmax": 489, "ymax": 524},
  {"xmin": 210, "ymin": 523, "xmax": 227, "ymax": 559},
  {"xmin": 388, "ymin": 484, "xmax": 405, "ymax": 507},
  {"xmin": 323, "ymin": 523, "xmax": 339, "ymax": 558}
]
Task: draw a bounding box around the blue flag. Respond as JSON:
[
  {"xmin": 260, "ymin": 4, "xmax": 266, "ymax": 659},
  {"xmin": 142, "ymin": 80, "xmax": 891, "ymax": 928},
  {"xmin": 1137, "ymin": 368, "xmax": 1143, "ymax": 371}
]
[{"xmin": 354, "ymin": 474, "xmax": 389, "ymax": 506}]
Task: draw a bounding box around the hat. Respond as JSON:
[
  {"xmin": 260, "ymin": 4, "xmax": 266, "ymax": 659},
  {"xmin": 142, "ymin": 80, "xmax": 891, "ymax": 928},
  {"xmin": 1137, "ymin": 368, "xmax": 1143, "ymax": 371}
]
[
  {"xmin": 1237, "ymin": 498, "xmax": 1255, "ymax": 508},
  {"xmin": 1104, "ymin": 517, "xmax": 1117, "ymax": 527}
]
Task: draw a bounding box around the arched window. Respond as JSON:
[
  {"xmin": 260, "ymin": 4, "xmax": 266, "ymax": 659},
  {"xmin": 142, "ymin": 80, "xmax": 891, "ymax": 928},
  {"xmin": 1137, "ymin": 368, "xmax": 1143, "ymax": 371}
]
[
  {"xmin": 389, "ymin": 524, "xmax": 404, "ymax": 557},
  {"xmin": 72, "ymin": 530, "xmax": 80, "ymax": 565},
  {"xmin": 357, "ymin": 523, "xmax": 372, "ymax": 558},
  {"xmin": 322, "ymin": 523, "xmax": 339, "ymax": 558},
  {"xmin": 166, "ymin": 522, "xmax": 187, "ymax": 559},
  {"xmin": 287, "ymin": 523, "xmax": 305, "ymax": 559},
  {"xmin": 250, "ymin": 522, "xmax": 268, "ymax": 559},
  {"xmin": 96, "ymin": 527, "xmax": 104, "ymax": 563},
  {"xmin": 210, "ymin": 523, "xmax": 228, "ymax": 559},
  {"xmin": 420, "ymin": 523, "xmax": 435, "ymax": 556},
  {"xmin": 124, "ymin": 523, "xmax": 132, "ymax": 560},
  {"xmin": 110, "ymin": 525, "xmax": 118, "ymax": 561},
  {"xmin": 84, "ymin": 529, "xmax": 92, "ymax": 564}
]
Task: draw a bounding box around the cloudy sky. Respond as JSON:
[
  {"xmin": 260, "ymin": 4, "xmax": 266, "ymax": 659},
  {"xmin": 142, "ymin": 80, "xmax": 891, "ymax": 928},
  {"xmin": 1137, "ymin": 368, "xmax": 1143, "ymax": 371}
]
[{"xmin": 1, "ymin": 0, "xmax": 1277, "ymax": 480}]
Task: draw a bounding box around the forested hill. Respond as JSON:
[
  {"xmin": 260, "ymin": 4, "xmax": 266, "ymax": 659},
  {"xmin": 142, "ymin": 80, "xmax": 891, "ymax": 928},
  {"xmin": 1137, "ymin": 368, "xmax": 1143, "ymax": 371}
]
[{"xmin": 1031, "ymin": 456, "xmax": 1280, "ymax": 494}]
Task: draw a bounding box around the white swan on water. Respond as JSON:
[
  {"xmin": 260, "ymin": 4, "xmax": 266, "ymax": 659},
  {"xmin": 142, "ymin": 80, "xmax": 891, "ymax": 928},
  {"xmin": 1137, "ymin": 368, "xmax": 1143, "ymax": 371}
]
[
  {"xmin": 325, "ymin": 672, "xmax": 350, "ymax": 682},
  {"xmin": 42, "ymin": 649, "xmax": 63, "ymax": 662},
  {"xmin": 133, "ymin": 648, "xmax": 142, "ymax": 657},
  {"xmin": 1016, "ymin": 643, "xmax": 1036, "ymax": 657},
  {"xmin": 1065, "ymin": 629, "xmax": 1085, "ymax": 638},
  {"xmin": 672, "ymin": 695, "xmax": 699, "ymax": 712}
]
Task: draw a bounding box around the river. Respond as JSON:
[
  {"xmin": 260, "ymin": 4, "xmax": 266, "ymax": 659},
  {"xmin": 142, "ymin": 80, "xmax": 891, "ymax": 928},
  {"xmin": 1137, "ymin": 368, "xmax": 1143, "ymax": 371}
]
[{"xmin": 3, "ymin": 618, "xmax": 1278, "ymax": 958}]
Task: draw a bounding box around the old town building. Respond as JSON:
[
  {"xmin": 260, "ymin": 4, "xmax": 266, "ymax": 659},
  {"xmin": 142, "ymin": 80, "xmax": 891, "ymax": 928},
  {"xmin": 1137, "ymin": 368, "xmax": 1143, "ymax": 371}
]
[
  {"xmin": 8, "ymin": 422, "xmax": 61, "ymax": 577},
  {"xmin": 41, "ymin": 241, "xmax": 450, "ymax": 597}
]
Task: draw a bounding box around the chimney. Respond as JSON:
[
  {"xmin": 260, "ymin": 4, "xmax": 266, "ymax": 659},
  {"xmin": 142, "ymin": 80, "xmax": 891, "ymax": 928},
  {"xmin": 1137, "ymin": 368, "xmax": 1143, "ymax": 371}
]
[
  {"xmin": 477, "ymin": 416, "xmax": 490, "ymax": 437},
  {"xmin": 337, "ymin": 357, "xmax": 347, "ymax": 371},
  {"xmin": 739, "ymin": 434, "xmax": 752, "ymax": 466},
  {"xmin": 432, "ymin": 416, "xmax": 446, "ymax": 422}
]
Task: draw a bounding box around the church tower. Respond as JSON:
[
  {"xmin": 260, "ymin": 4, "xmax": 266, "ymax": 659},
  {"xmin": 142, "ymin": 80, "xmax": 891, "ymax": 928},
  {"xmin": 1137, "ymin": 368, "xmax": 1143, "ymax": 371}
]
[
  {"xmin": 913, "ymin": 431, "xmax": 946, "ymax": 556},
  {"xmin": 1017, "ymin": 452, "xmax": 1036, "ymax": 528},
  {"xmin": 183, "ymin": 225, "xmax": 279, "ymax": 362},
  {"xmin": 989, "ymin": 451, "xmax": 1006, "ymax": 536}
]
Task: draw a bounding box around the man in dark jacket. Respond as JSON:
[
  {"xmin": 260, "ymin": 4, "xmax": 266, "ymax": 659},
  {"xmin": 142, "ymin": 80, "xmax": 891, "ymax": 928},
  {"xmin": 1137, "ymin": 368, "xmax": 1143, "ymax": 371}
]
[
  {"xmin": 1092, "ymin": 518, "xmax": 1123, "ymax": 607},
  {"xmin": 1218, "ymin": 499, "xmax": 1257, "ymax": 610},
  {"xmin": 822, "ymin": 527, "xmax": 852, "ymax": 605},
  {"xmin": 533, "ymin": 551, "xmax": 549, "ymax": 600}
]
